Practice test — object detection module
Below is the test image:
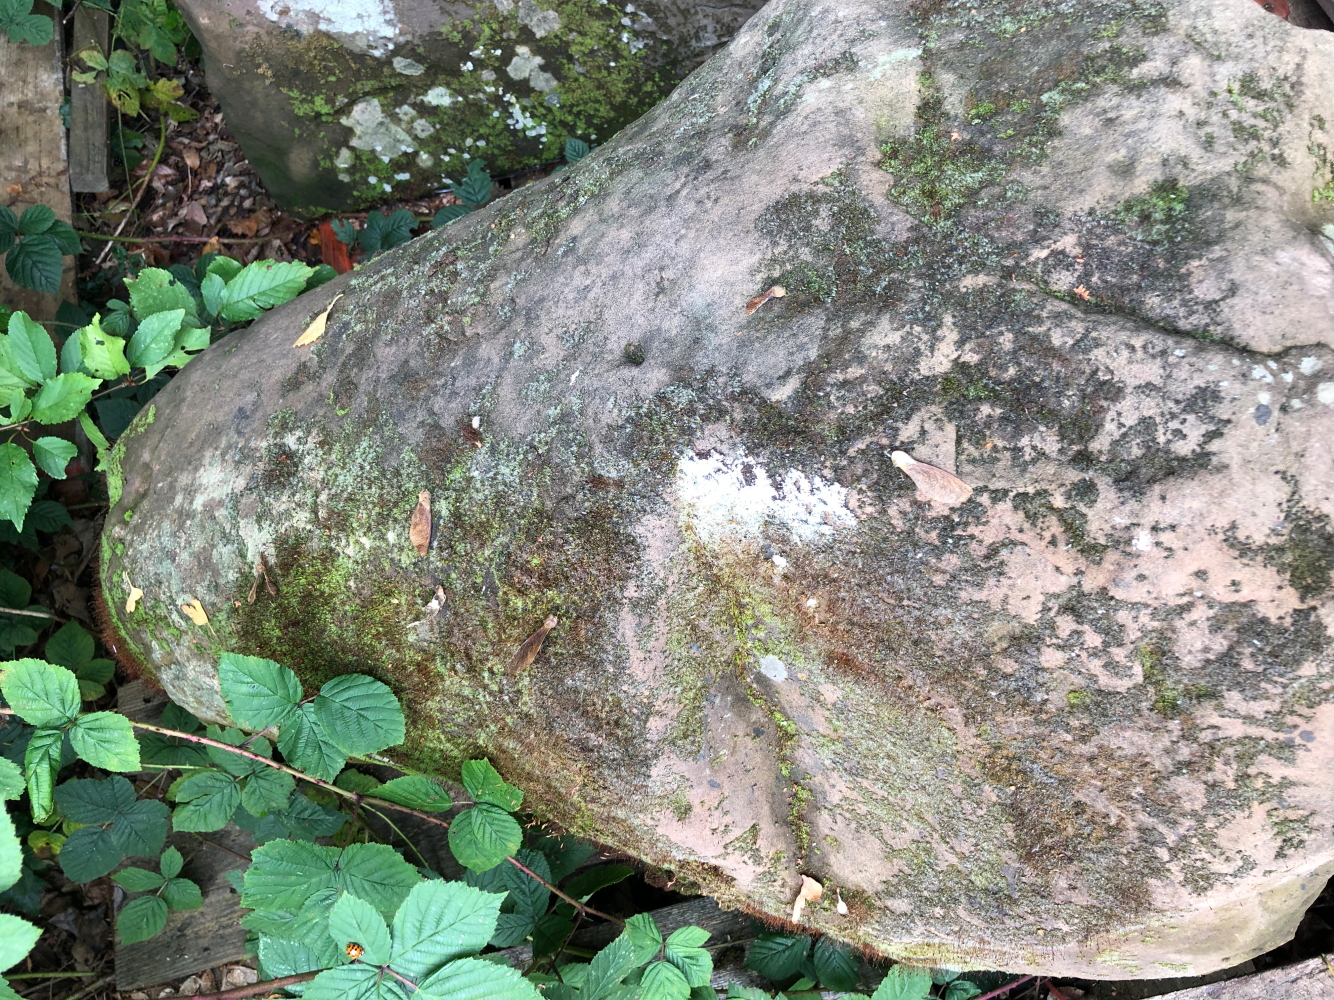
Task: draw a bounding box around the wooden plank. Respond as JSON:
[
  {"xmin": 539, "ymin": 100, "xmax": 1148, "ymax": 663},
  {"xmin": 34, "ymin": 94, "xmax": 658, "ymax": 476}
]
[
  {"xmin": 69, "ymin": 7, "xmax": 109, "ymax": 192},
  {"xmin": 114, "ymin": 824, "xmax": 256, "ymax": 991},
  {"xmin": 115, "ymin": 677, "xmax": 171, "ymax": 723},
  {"xmin": 1151, "ymin": 957, "xmax": 1334, "ymax": 1000},
  {"xmin": 0, "ymin": 0, "xmax": 75, "ymax": 321}
]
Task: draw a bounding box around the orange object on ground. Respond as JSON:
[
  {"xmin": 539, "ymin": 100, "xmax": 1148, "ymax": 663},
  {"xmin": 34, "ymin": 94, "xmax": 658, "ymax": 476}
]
[{"xmin": 318, "ymin": 220, "xmax": 355, "ymax": 273}]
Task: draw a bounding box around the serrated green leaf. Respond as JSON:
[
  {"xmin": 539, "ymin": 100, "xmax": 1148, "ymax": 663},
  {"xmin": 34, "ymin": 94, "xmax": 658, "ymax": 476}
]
[
  {"xmin": 29, "ymin": 437, "xmax": 76, "ymax": 480},
  {"xmin": 58, "ymin": 824, "xmax": 122, "ymax": 881},
  {"xmin": 530, "ymin": 912, "xmax": 574, "ymax": 960},
  {"xmin": 126, "ymin": 308, "xmax": 183, "ymax": 369},
  {"xmin": 6, "ymin": 311, "xmax": 55, "ymax": 383},
  {"xmin": 218, "ymin": 261, "xmax": 314, "ymax": 322},
  {"xmin": 69, "ymin": 711, "xmax": 140, "ymax": 770},
  {"xmin": 640, "ymin": 961, "xmax": 690, "ymax": 1000},
  {"xmin": 109, "ymin": 799, "xmax": 169, "ymax": 857},
  {"xmin": 502, "ymin": 848, "xmax": 550, "ymax": 920},
  {"xmin": 118, "ymin": 894, "xmax": 168, "ymax": 944},
  {"xmin": 240, "ymin": 766, "xmax": 295, "ymax": 817},
  {"xmin": 77, "ymin": 658, "xmax": 115, "ymax": 685},
  {"xmin": 460, "ymin": 759, "xmax": 522, "ymax": 811},
  {"xmin": 218, "ymin": 652, "xmax": 302, "ymax": 730},
  {"xmin": 76, "ymin": 317, "xmax": 130, "ymax": 380},
  {"xmin": 257, "ymin": 936, "xmax": 328, "ymax": 982},
  {"xmin": 162, "ymin": 876, "xmax": 202, "ymax": 910},
  {"xmin": 813, "ymin": 937, "xmax": 859, "ymax": 991},
  {"xmin": 447, "ymin": 804, "xmax": 522, "ymax": 872},
  {"xmin": 625, "ymin": 912, "xmax": 663, "ymax": 965},
  {"xmin": 172, "ymin": 770, "xmax": 240, "ymax": 832},
  {"xmin": 564, "ymin": 137, "xmax": 591, "ymax": 162},
  {"xmin": 372, "ymin": 775, "xmax": 451, "ymax": 812},
  {"xmin": 561, "ymin": 864, "xmax": 633, "ymax": 902},
  {"xmin": 200, "ymin": 272, "xmax": 224, "ymax": 320},
  {"xmin": 0, "ymin": 757, "xmax": 22, "ymax": 800},
  {"xmin": 1, "ymin": 658, "xmax": 79, "ymax": 726},
  {"xmin": 242, "ymin": 841, "xmax": 418, "ymax": 918},
  {"xmin": 335, "ymin": 768, "xmax": 382, "ymax": 794},
  {"xmin": 125, "ymin": 267, "xmax": 198, "ymax": 325},
  {"xmin": 666, "ymin": 927, "xmax": 711, "ymax": 950},
  {"xmin": 113, "ymin": 867, "xmax": 166, "ymax": 891},
  {"xmin": 328, "ymin": 892, "xmax": 391, "ymax": 966},
  {"xmin": 944, "ymin": 980, "xmax": 982, "ymax": 1000},
  {"xmin": 2, "ymin": 9, "xmax": 53, "ymax": 46},
  {"xmin": 159, "ymin": 845, "xmax": 183, "ymax": 878},
  {"xmin": 745, "ymin": 933, "xmax": 810, "ymax": 983},
  {"xmin": 0, "ymin": 808, "xmax": 21, "ymax": 896},
  {"xmin": 582, "ymin": 934, "xmax": 637, "ymax": 1000},
  {"xmin": 0, "ymin": 914, "xmax": 40, "ymax": 972},
  {"xmin": 302, "ymin": 964, "xmax": 403, "ymax": 1000},
  {"xmin": 0, "ymin": 445, "xmax": 37, "ymax": 531},
  {"xmin": 276, "ymin": 703, "xmax": 346, "ymax": 782},
  {"xmin": 871, "ymin": 966, "xmax": 933, "ymax": 1000},
  {"xmin": 31, "ymin": 372, "xmax": 99, "ymax": 425},
  {"xmin": 26, "ymin": 499, "xmax": 69, "ymax": 532},
  {"xmin": 488, "ymin": 911, "xmax": 534, "ymax": 949},
  {"xmin": 4, "ymin": 236, "xmax": 63, "ymax": 294},
  {"xmin": 77, "ymin": 413, "xmax": 109, "ymax": 471},
  {"xmin": 665, "ymin": 945, "xmax": 712, "ymax": 989},
  {"xmin": 389, "ymin": 879, "xmax": 504, "ymax": 980},
  {"xmin": 417, "ymin": 956, "xmax": 542, "ymax": 1000},
  {"xmin": 53, "ymin": 773, "xmax": 135, "ymax": 822},
  {"xmin": 312, "ymin": 674, "xmax": 404, "ymax": 756},
  {"xmin": 16, "ymin": 205, "xmax": 55, "ymax": 236}
]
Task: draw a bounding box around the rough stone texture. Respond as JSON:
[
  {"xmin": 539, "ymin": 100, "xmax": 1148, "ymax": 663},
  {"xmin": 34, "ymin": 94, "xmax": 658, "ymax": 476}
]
[
  {"xmin": 177, "ymin": 0, "xmax": 765, "ymax": 213},
  {"xmin": 103, "ymin": 0, "xmax": 1334, "ymax": 979}
]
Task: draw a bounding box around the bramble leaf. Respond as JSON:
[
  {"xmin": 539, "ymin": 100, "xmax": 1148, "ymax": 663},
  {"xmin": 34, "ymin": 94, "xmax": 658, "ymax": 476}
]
[
  {"xmin": 328, "ymin": 892, "xmax": 392, "ymax": 966},
  {"xmin": 1, "ymin": 659, "xmax": 79, "ymax": 726},
  {"xmin": 58, "ymin": 825, "xmax": 122, "ymax": 881},
  {"xmin": 301, "ymin": 964, "xmax": 403, "ymax": 1000},
  {"xmin": 31, "ymin": 373, "xmax": 99, "ymax": 425},
  {"xmin": 813, "ymin": 936, "xmax": 859, "ymax": 990},
  {"xmin": 945, "ymin": 981, "xmax": 982, "ymax": 1000},
  {"xmin": 118, "ymin": 894, "xmax": 168, "ymax": 944},
  {"xmin": 417, "ymin": 956, "xmax": 542, "ymax": 1000},
  {"xmin": 373, "ymin": 775, "xmax": 451, "ymax": 812},
  {"xmin": 460, "ymin": 759, "xmax": 522, "ymax": 811},
  {"xmin": 581, "ymin": 933, "xmax": 637, "ymax": 1000},
  {"xmin": 68, "ymin": 711, "xmax": 141, "ymax": 770},
  {"xmin": 641, "ymin": 961, "xmax": 690, "ymax": 1000},
  {"xmin": 240, "ymin": 766, "xmax": 295, "ymax": 817},
  {"xmin": 561, "ymin": 864, "xmax": 633, "ymax": 902},
  {"xmin": 218, "ymin": 652, "xmax": 302, "ymax": 730},
  {"xmin": 4, "ymin": 235, "xmax": 63, "ymax": 294},
  {"xmin": 313, "ymin": 674, "xmax": 404, "ymax": 756},
  {"xmin": 871, "ymin": 966, "xmax": 933, "ymax": 1000},
  {"xmin": 160, "ymin": 845, "xmax": 184, "ymax": 878},
  {"xmin": 113, "ymin": 867, "xmax": 166, "ymax": 891},
  {"xmin": 0, "ymin": 758, "xmax": 22, "ymax": 800},
  {"xmin": 172, "ymin": 770, "xmax": 240, "ymax": 832},
  {"xmin": 447, "ymin": 804, "xmax": 522, "ymax": 872},
  {"xmin": 745, "ymin": 932, "xmax": 810, "ymax": 982},
  {"xmin": 389, "ymin": 879, "xmax": 504, "ymax": 980},
  {"xmin": 0, "ymin": 913, "xmax": 41, "ymax": 972},
  {"xmin": 162, "ymin": 877, "xmax": 202, "ymax": 910},
  {"xmin": 275, "ymin": 702, "xmax": 346, "ymax": 782},
  {"xmin": 0, "ymin": 445, "xmax": 38, "ymax": 531}
]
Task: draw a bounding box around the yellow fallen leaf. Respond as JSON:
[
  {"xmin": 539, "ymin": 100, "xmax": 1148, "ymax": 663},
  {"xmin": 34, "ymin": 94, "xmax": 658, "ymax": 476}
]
[
  {"xmin": 180, "ymin": 599, "xmax": 209, "ymax": 625},
  {"xmin": 293, "ymin": 293, "xmax": 343, "ymax": 347},
  {"xmin": 410, "ymin": 490, "xmax": 432, "ymax": 556},
  {"xmin": 124, "ymin": 572, "xmax": 144, "ymax": 613},
  {"xmin": 792, "ymin": 875, "xmax": 823, "ymax": 922},
  {"xmin": 891, "ymin": 450, "xmax": 974, "ymax": 506},
  {"xmin": 745, "ymin": 284, "xmax": 787, "ymax": 316}
]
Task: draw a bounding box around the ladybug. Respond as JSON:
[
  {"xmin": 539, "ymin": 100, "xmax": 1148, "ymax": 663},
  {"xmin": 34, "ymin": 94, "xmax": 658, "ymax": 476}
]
[{"xmin": 346, "ymin": 943, "xmax": 364, "ymax": 961}]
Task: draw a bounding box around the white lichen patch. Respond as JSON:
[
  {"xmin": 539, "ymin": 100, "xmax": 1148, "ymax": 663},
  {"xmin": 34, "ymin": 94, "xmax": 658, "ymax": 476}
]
[
  {"xmin": 674, "ymin": 448, "xmax": 856, "ymax": 546},
  {"xmin": 340, "ymin": 99, "xmax": 415, "ymax": 159},
  {"xmin": 255, "ymin": 0, "xmax": 398, "ymax": 56},
  {"xmin": 392, "ymin": 56, "xmax": 425, "ymax": 75},
  {"xmin": 422, "ymin": 86, "xmax": 457, "ymax": 107},
  {"xmin": 517, "ymin": 0, "xmax": 561, "ymax": 37},
  {"xmin": 759, "ymin": 654, "xmax": 788, "ymax": 682}
]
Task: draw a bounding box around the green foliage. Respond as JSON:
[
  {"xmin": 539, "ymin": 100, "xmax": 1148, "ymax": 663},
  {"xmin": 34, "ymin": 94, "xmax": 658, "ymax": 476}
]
[
  {"xmin": 869, "ymin": 966, "xmax": 934, "ymax": 1000},
  {"xmin": 358, "ymin": 209, "xmax": 417, "ymax": 254},
  {"xmin": 432, "ymin": 160, "xmax": 496, "ymax": 228},
  {"xmin": 564, "ymin": 138, "xmax": 593, "ymax": 164},
  {"xmin": 0, "ymin": 204, "xmax": 79, "ymax": 294},
  {"xmin": 113, "ymin": 845, "xmax": 202, "ymax": 942},
  {"xmin": 448, "ymin": 802, "xmax": 523, "ymax": 872},
  {"xmin": 0, "ymin": 0, "xmax": 52, "ymax": 45}
]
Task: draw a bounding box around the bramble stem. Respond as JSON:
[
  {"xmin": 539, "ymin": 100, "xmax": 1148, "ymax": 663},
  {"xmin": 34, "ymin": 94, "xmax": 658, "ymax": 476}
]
[{"xmin": 0, "ymin": 706, "xmax": 623, "ymax": 927}]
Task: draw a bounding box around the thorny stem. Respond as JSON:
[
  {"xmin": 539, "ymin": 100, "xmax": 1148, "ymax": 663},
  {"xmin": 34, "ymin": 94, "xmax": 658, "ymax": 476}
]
[
  {"xmin": 75, "ymin": 230, "xmax": 276, "ymax": 245},
  {"xmin": 0, "ymin": 607, "xmax": 64, "ymax": 621},
  {"xmin": 362, "ymin": 803, "xmax": 431, "ymax": 870},
  {"xmin": 176, "ymin": 971, "xmax": 319, "ymax": 1000},
  {"xmin": 973, "ymin": 976, "xmax": 1036, "ymax": 1000},
  {"xmin": 0, "ymin": 707, "xmax": 624, "ymax": 927}
]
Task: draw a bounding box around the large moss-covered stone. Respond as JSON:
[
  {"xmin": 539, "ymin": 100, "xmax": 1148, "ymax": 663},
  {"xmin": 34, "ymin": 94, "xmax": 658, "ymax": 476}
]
[
  {"xmin": 177, "ymin": 0, "xmax": 764, "ymax": 213},
  {"xmin": 104, "ymin": 0, "xmax": 1334, "ymax": 978}
]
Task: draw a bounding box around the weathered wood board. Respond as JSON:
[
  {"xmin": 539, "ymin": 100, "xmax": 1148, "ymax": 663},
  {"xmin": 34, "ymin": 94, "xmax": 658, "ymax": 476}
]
[
  {"xmin": 0, "ymin": 0, "xmax": 75, "ymax": 320},
  {"xmin": 1152, "ymin": 958, "xmax": 1334, "ymax": 1000},
  {"xmin": 69, "ymin": 7, "xmax": 110, "ymax": 193}
]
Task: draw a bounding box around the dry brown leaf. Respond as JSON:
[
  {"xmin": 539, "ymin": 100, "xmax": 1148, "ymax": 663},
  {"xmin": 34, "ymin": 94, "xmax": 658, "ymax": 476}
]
[
  {"xmin": 294, "ymin": 293, "xmax": 343, "ymax": 347},
  {"xmin": 180, "ymin": 599, "xmax": 209, "ymax": 625},
  {"xmin": 410, "ymin": 490, "xmax": 432, "ymax": 556},
  {"xmin": 182, "ymin": 146, "xmax": 201, "ymax": 170},
  {"xmin": 791, "ymin": 875, "xmax": 823, "ymax": 922},
  {"xmin": 124, "ymin": 572, "xmax": 144, "ymax": 614},
  {"xmin": 891, "ymin": 450, "xmax": 974, "ymax": 506},
  {"xmin": 508, "ymin": 615, "xmax": 558, "ymax": 675},
  {"xmin": 225, "ymin": 214, "xmax": 259, "ymax": 237},
  {"xmin": 745, "ymin": 285, "xmax": 788, "ymax": 316},
  {"xmin": 1072, "ymin": 284, "xmax": 1090, "ymax": 301}
]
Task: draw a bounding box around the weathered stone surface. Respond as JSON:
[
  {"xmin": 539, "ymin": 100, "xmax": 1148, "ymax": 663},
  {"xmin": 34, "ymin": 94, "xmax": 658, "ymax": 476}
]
[
  {"xmin": 104, "ymin": 0, "xmax": 1334, "ymax": 978},
  {"xmin": 177, "ymin": 0, "xmax": 764, "ymax": 212}
]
